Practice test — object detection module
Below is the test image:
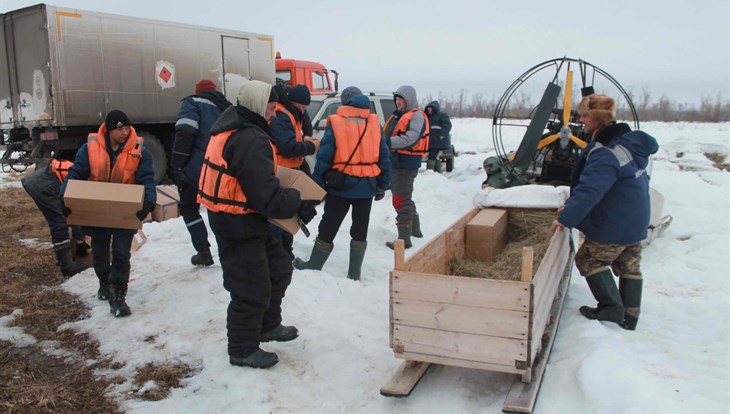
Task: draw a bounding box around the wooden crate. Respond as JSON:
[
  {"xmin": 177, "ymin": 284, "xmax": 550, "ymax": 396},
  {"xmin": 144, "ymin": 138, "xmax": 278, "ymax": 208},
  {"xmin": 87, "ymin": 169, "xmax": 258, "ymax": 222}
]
[{"xmin": 388, "ymin": 206, "xmax": 571, "ymax": 383}]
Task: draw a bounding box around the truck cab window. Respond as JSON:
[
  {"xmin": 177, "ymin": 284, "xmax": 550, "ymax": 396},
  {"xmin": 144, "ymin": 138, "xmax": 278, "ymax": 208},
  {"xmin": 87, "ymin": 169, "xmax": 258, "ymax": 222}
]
[
  {"xmin": 311, "ymin": 71, "xmax": 328, "ymax": 90},
  {"xmin": 276, "ymin": 70, "xmax": 292, "ymax": 83}
]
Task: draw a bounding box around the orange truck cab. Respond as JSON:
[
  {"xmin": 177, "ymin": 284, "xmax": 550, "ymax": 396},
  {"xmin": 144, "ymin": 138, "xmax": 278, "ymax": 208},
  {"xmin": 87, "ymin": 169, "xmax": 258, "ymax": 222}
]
[{"xmin": 275, "ymin": 52, "xmax": 338, "ymax": 94}]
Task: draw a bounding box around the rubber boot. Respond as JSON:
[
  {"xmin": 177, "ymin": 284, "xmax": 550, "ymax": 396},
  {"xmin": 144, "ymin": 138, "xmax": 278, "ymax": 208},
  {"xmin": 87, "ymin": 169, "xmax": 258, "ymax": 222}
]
[
  {"xmin": 411, "ymin": 214, "xmax": 423, "ymax": 238},
  {"xmin": 53, "ymin": 244, "xmax": 88, "ymax": 277},
  {"xmin": 293, "ymin": 238, "xmax": 333, "ymax": 271},
  {"xmin": 347, "ymin": 240, "xmax": 367, "ymax": 281},
  {"xmin": 97, "ymin": 273, "xmax": 109, "ymax": 301},
  {"xmin": 619, "ymin": 277, "xmax": 642, "ymax": 330},
  {"xmin": 260, "ymin": 324, "xmax": 299, "ymax": 342},
  {"xmin": 191, "ymin": 248, "xmax": 214, "ymax": 267},
  {"xmin": 579, "ymin": 269, "xmax": 624, "ymax": 324},
  {"xmin": 108, "ymin": 283, "xmax": 131, "ymax": 317},
  {"xmin": 386, "ymin": 223, "xmax": 412, "ymax": 250},
  {"xmin": 229, "ymin": 348, "xmax": 279, "ymax": 369}
]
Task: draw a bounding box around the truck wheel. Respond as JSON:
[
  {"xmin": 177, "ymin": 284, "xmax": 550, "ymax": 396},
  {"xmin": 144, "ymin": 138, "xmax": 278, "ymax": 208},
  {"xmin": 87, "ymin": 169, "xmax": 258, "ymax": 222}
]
[
  {"xmin": 138, "ymin": 132, "xmax": 167, "ymax": 184},
  {"xmin": 445, "ymin": 145, "xmax": 455, "ymax": 172}
]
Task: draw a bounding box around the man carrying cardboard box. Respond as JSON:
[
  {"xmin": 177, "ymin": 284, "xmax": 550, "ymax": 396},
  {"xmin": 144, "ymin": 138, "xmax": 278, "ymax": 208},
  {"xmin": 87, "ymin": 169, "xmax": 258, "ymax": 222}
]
[
  {"xmin": 198, "ymin": 81, "xmax": 317, "ymax": 369},
  {"xmin": 61, "ymin": 110, "xmax": 157, "ymax": 318}
]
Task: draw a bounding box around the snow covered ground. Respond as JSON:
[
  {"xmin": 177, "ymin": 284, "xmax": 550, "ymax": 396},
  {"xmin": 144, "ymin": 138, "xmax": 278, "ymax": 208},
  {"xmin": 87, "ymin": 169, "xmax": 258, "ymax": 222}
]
[{"xmin": 2, "ymin": 120, "xmax": 728, "ymax": 413}]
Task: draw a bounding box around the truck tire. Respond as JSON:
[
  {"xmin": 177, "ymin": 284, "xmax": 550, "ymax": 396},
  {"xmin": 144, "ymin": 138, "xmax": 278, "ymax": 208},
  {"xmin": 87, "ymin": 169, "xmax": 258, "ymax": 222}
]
[
  {"xmin": 445, "ymin": 145, "xmax": 455, "ymax": 172},
  {"xmin": 138, "ymin": 132, "xmax": 167, "ymax": 184}
]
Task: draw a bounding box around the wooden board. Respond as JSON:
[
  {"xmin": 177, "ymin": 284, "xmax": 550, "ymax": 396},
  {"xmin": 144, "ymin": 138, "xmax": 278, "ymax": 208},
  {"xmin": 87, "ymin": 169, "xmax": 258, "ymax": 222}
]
[
  {"xmin": 394, "ymin": 351, "xmax": 523, "ymax": 375},
  {"xmin": 380, "ymin": 361, "xmax": 431, "ymax": 397},
  {"xmin": 502, "ymin": 249, "xmax": 573, "ymax": 413}
]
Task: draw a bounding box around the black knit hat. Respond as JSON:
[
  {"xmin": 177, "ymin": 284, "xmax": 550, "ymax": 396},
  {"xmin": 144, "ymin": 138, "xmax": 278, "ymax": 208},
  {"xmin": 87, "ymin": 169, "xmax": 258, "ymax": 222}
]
[
  {"xmin": 287, "ymin": 85, "xmax": 311, "ymax": 105},
  {"xmin": 105, "ymin": 110, "xmax": 130, "ymax": 131}
]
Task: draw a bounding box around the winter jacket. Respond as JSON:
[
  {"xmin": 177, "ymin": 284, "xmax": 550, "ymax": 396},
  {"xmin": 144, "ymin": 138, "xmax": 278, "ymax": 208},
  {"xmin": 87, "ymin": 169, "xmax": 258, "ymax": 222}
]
[
  {"xmin": 312, "ymin": 94, "xmax": 391, "ymax": 198},
  {"xmin": 558, "ymin": 122, "xmax": 659, "ymax": 244},
  {"xmin": 385, "ymin": 85, "xmax": 428, "ymax": 170},
  {"xmin": 172, "ymin": 90, "xmax": 231, "ymax": 185},
  {"xmin": 205, "ymin": 101, "xmax": 302, "ymax": 238},
  {"xmin": 61, "ymin": 128, "xmax": 157, "ymax": 205},
  {"xmin": 270, "ymin": 92, "xmax": 317, "ymax": 168},
  {"xmin": 426, "ymin": 100, "xmax": 452, "ymax": 150}
]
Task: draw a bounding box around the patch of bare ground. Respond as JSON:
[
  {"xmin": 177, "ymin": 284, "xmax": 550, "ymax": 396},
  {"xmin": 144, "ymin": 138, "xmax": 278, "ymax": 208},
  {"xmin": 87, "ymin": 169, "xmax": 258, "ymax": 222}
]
[
  {"xmin": 704, "ymin": 152, "xmax": 730, "ymax": 171},
  {"xmin": 133, "ymin": 362, "xmax": 197, "ymax": 401}
]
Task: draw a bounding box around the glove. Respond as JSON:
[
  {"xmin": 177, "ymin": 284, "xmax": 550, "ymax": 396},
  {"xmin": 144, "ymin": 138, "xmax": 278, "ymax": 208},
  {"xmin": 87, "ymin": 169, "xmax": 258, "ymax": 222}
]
[
  {"xmin": 374, "ymin": 189, "xmax": 385, "ymax": 201},
  {"xmin": 297, "ymin": 200, "xmax": 318, "ymax": 225},
  {"xmin": 60, "ymin": 198, "xmax": 72, "ymax": 217},
  {"xmin": 136, "ymin": 200, "xmax": 155, "ymax": 221}
]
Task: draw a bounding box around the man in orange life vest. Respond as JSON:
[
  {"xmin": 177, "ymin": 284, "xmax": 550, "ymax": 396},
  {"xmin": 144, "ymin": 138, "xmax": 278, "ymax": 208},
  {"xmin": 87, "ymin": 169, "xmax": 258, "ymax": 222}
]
[
  {"xmin": 294, "ymin": 86, "xmax": 391, "ymax": 280},
  {"xmin": 384, "ymin": 85, "xmax": 429, "ymax": 249},
  {"xmin": 270, "ymin": 84, "xmax": 321, "ymax": 259},
  {"xmin": 61, "ymin": 110, "xmax": 157, "ymax": 317},
  {"xmin": 22, "ymin": 155, "xmax": 89, "ymax": 277},
  {"xmin": 198, "ymin": 80, "xmax": 318, "ymax": 369}
]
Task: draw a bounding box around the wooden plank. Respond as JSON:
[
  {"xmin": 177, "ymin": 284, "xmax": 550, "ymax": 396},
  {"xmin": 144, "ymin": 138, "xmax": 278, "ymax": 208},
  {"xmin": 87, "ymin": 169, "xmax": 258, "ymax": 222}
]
[
  {"xmin": 404, "ymin": 234, "xmax": 448, "ymax": 274},
  {"xmin": 380, "ymin": 360, "xmax": 431, "ymax": 397},
  {"xmin": 393, "ymin": 324, "xmax": 527, "ymax": 366},
  {"xmin": 393, "ymin": 271, "xmax": 530, "ymax": 311},
  {"xmin": 530, "ymin": 230, "xmax": 563, "ymax": 300},
  {"xmin": 394, "ymin": 239, "xmax": 405, "ymax": 271},
  {"xmin": 395, "ymin": 351, "xmax": 524, "ymax": 376},
  {"xmin": 503, "ymin": 252, "xmax": 573, "ymax": 413},
  {"xmin": 521, "ymin": 247, "xmax": 534, "ymax": 282},
  {"xmin": 393, "ymin": 298, "xmax": 529, "ymax": 339}
]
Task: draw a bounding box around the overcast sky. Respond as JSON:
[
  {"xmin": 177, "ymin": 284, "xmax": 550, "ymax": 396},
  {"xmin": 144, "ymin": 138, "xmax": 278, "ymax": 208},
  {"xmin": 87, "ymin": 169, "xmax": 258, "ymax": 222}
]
[{"xmin": 2, "ymin": 0, "xmax": 728, "ymax": 105}]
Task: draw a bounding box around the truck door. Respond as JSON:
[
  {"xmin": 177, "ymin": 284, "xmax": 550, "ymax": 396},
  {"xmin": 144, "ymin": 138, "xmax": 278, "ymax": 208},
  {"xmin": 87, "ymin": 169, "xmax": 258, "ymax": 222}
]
[
  {"xmin": 0, "ymin": 14, "xmax": 12, "ymax": 127},
  {"xmin": 3, "ymin": 8, "xmax": 53, "ymax": 125},
  {"xmin": 221, "ymin": 36, "xmax": 251, "ymax": 103}
]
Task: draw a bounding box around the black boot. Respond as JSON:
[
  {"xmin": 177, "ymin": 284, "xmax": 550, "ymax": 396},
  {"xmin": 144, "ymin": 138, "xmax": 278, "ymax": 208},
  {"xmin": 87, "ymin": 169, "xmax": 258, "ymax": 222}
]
[
  {"xmin": 579, "ymin": 269, "xmax": 624, "ymax": 324},
  {"xmin": 293, "ymin": 238, "xmax": 333, "ymax": 271},
  {"xmin": 108, "ymin": 283, "xmax": 131, "ymax": 317},
  {"xmin": 619, "ymin": 277, "xmax": 643, "ymax": 330},
  {"xmin": 229, "ymin": 348, "xmax": 279, "ymax": 369},
  {"xmin": 386, "ymin": 223, "xmax": 412, "ymax": 249},
  {"xmin": 411, "ymin": 215, "xmax": 423, "ymax": 238},
  {"xmin": 53, "ymin": 243, "xmax": 88, "ymax": 277},
  {"xmin": 260, "ymin": 324, "xmax": 299, "ymax": 342},
  {"xmin": 96, "ymin": 272, "xmax": 109, "ymax": 301},
  {"xmin": 191, "ymin": 249, "xmax": 214, "ymax": 267},
  {"xmin": 347, "ymin": 240, "xmax": 367, "ymax": 281}
]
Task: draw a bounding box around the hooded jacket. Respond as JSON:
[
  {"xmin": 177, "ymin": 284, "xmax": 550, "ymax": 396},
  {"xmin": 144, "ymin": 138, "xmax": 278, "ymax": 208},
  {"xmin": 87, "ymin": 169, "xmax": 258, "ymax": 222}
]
[
  {"xmin": 204, "ymin": 81, "xmax": 301, "ymax": 238},
  {"xmin": 426, "ymin": 100, "xmax": 452, "ymax": 150},
  {"xmin": 270, "ymin": 85, "xmax": 316, "ymax": 166},
  {"xmin": 172, "ymin": 89, "xmax": 231, "ymax": 184},
  {"xmin": 385, "ymin": 85, "xmax": 428, "ymax": 169},
  {"xmin": 558, "ymin": 122, "xmax": 659, "ymax": 244},
  {"xmin": 312, "ymin": 93, "xmax": 391, "ymax": 198}
]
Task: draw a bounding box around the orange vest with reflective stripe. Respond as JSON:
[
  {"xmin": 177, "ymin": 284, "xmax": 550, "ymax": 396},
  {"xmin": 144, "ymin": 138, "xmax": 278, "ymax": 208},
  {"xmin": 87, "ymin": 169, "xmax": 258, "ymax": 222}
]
[
  {"xmin": 327, "ymin": 106, "xmax": 382, "ymax": 178},
  {"xmin": 197, "ymin": 129, "xmax": 278, "ymax": 215},
  {"xmin": 50, "ymin": 159, "xmax": 73, "ymax": 183},
  {"xmin": 273, "ymin": 103, "xmax": 304, "ymax": 169},
  {"xmin": 389, "ymin": 109, "xmax": 430, "ymax": 156},
  {"xmin": 87, "ymin": 125, "xmax": 143, "ymax": 183}
]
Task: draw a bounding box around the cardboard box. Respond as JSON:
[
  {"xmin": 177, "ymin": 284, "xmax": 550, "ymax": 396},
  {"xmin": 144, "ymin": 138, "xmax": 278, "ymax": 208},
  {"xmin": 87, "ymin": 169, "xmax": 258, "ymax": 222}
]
[
  {"xmin": 65, "ymin": 180, "xmax": 144, "ymax": 230},
  {"xmin": 465, "ymin": 208, "xmax": 508, "ymax": 262},
  {"xmin": 152, "ymin": 185, "xmax": 180, "ymax": 222},
  {"xmin": 270, "ymin": 167, "xmax": 326, "ymax": 234},
  {"xmin": 131, "ymin": 230, "xmax": 148, "ymax": 251}
]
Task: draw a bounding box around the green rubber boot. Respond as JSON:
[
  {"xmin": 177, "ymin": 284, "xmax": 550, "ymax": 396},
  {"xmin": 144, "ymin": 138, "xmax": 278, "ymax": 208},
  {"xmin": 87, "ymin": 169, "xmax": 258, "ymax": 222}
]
[
  {"xmin": 347, "ymin": 240, "xmax": 367, "ymax": 281},
  {"xmin": 619, "ymin": 277, "xmax": 643, "ymax": 330},
  {"xmin": 293, "ymin": 238, "xmax": 333, "ymax": 271},
  {"xmin": 579, "ymin": 269, "xmax": 625, "ymax": 324},
  {"xmin": 411, "ymin": 214, "xmax": 423, "ymax": 238},
  {"xmin": 386, "ymin": 223, "xmax": 412, "ymax": 250}
]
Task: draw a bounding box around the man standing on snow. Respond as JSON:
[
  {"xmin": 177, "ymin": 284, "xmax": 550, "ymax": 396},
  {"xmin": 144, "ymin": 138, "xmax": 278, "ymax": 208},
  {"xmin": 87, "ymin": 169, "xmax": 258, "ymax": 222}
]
[
  {"xmin": 384, "ymin": 85, "xmax": 429, "ymax": 249},
  {"xmin": 61, "ymin": 110, "xmax": 157, "ymax": 317},
  {"xmin": 198, "ymin": 81, "xmax": 318, "ymax": 369},
  {"xmin": 425, "ymin": 100, "xmax": 452, "ymax": 172},
  {"xmin": 552, "ymin": 93, "xmax": 658, "ymax": 331},
  {"xmin": 171, "ymin": 80, "xmax": 231, "ymax": 267}
]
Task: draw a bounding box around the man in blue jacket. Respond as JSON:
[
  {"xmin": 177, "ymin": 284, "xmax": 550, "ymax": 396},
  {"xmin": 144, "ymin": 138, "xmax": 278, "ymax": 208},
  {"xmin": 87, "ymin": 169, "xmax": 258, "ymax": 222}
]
[
  {"xmin": 552, "ymin": 94, "xmax": 658, "ymax": 330},
  {"xmin": 171, "ymin": 80, "xmax": 231, "ymax": 267},
  {"xmin": 425, "ymin": 100, "xmax": 452, "ymax": 172}
]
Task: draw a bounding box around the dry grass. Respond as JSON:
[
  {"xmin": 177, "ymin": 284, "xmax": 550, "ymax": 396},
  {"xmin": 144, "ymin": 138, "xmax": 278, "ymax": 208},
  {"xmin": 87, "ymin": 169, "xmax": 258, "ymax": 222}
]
[
  {"xmin": 451, "ymin": 211, "xmax": 555, "ymax": 280},
  {"xmin": 705, "ymin": 152, "xmax": 730, "ymax": 171},
  {"xmin": 133, "ymin": 362, "xmax": 197, "ymax": 401}
]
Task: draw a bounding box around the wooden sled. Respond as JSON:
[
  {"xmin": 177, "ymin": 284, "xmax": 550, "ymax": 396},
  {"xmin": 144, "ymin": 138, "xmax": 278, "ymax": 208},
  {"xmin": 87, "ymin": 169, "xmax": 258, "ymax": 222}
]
[{"xmin": 380, "ymin": 207, "xmax": 574, "ymax": 413}]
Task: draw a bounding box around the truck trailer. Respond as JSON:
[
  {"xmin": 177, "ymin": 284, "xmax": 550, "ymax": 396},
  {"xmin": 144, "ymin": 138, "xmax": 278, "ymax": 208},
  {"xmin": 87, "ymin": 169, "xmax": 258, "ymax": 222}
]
[{"xmin": 1, "ymin": 3, "xmax": 276, "ymax": 182}]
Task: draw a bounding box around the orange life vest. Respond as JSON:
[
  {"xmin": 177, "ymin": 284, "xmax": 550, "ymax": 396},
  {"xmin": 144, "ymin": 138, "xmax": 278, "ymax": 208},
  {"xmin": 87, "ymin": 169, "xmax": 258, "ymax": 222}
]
[
  {"xmin": 273, "ymin": 103, "xmax": 305, "ymax": 169},
  {"xmin": 87, "ymin": 124, "xmax": 143, "ymax": 183},
  {"xmin": 389, "ymin": 109, "xmax": 430, "ymax": 156},
  {"xmin": 327, "ymin": 106, "xmax": 382, "ymax": 178},
  {"xmin": 197, "ymin": 129, "xmax": 278, "ymax": 215},
  {"xmin": 50, "ymin": 159, "xmax": 73, "ymax": 183}
]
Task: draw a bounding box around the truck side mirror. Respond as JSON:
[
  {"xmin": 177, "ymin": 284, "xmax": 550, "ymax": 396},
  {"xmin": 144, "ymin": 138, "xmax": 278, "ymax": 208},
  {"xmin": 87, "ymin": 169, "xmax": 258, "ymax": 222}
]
[{"xmin": 315, "ymin": 119, "xmax": 328, "ymax": 130}]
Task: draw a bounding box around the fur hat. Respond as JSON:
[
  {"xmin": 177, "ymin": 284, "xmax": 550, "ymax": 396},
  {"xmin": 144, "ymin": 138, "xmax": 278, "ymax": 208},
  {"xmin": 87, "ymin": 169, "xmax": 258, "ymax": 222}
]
[
  {"xmin": 287, "ymin": 85, "xmax": 311, "ymax": 105},
  {"xmin": 195, "ymin": 80, "xmax": 217, "ymax": 94},
  {"xmin": 340, "ymin": 86, "xmax": 362, "ymax": 104},
  {"xmin": 105, "ymin": 110, "xmax": 130, "ymax": 131},
  {"xmin": 578, "ymin": 94, "xmax": 616, "ymax": 125}
]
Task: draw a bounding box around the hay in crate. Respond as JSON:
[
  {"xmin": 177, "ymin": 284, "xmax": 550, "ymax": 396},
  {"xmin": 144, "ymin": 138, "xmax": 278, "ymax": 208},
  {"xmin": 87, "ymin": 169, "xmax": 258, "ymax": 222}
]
[{"xmin": 451, "ymin": 211, "xmax": 555, "ymax": 281}]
